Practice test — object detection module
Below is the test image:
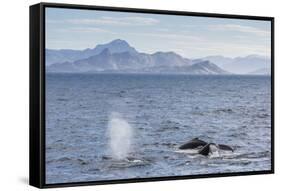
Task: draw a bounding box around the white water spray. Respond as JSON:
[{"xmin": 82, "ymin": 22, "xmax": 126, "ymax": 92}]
[{"xmin": 108, "ymin": 112, "xmax": 133, "ymax": 160}]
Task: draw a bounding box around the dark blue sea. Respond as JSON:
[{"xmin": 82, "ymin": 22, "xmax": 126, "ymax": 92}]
[{"xmin": 46, "ymin": 73, "xmax": 271, "ymax": 184}]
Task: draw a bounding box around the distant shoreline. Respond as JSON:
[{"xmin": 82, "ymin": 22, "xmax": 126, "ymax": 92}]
[{"xmin": 46, "ymin": 72, "xmax": 271, "ymax": 76}]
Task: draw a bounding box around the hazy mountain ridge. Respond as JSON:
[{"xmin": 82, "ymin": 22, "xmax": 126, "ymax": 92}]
[
  {"xmin": 46, "ymin": 39, "xmax": 268, "ymax": 75},
  {"xmin": 201, "ymin": 55, "xmax": 270, "ymax": 74},
  {"xmin": 46, "ymin": 39, "xmax": 137, "ymax": 66},
  {"xmin": 47, "ymin": 40, "xmax": 228, "ymax": 74}
]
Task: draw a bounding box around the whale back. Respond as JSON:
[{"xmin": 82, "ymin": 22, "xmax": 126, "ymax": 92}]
[{"xmin": 179, "ymin": 138, "xmax": 207, "ymax": 150}]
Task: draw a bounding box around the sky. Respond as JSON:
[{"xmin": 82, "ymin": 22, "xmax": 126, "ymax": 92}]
[{"xmin": 46, "ymin": 7, "xmax": 271, "ymax": 58}]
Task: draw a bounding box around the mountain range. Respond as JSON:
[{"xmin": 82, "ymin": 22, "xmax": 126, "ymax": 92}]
[
  {"xmin": 46, "ymin": 39, "xmax": 270, "ymax": 75},
  {"xmin": 201, "ymin": 55, "xmax": 271, "ymax": 74},
  {"xmin": 46, "ymin": 39, "xmax": 138, "ymax": 66}
]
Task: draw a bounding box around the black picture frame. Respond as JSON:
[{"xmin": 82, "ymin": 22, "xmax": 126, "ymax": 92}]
[{"xmin": 30, "ymin": 2, "xmax": 275, "ymax": 189}]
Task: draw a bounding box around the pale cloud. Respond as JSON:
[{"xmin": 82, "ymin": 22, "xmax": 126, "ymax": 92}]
[
  {"xmin": 158, "ymin": 34, "xmax": 270, "ymax": 58},
  {"xmin": 46, "ymin": 8, "xmax": 270, "ymax": 57},
  {"xmin": 68, "ymin": 16, "xmax": 159, "ymax": 26},
  {"xmin": 209, "ymin": 24, "xmax": 270, "ymax": 37},
  {"xmin": 127, "ymin": 32, "xmax": 202, "ymax": 42},
  {"xmin": 180, "ymin": 40, "xmax": 269, "ymax": 58},
  {"xmin": 123, "ymin": 30, "xmax": 269, "ymax": 57},
  {"xmin": 70, "ymin": 27, "xmax": 113, "ymax": 33},
  {"xmin": 47, "ymin": 27, "xmax": 114, "ymax": 34}
]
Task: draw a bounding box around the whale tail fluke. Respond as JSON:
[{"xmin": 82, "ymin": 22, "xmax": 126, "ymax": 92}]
[
  {"xmin": 179, "ymin": 138, "xmax": 234, "ymax": 156},
  {"xmin": 179, "ymin": 138, "xmax": 207, "ymax": 150},
  {"xmin": 198, "ymin": 144, "xmax": 210, "ymax": 156},
  {"xmin": 218, "ymin": 144, "xmax": 234, "ymax": 152},
  {"xmin": 198, "ymin": 143, "xmax": 217, "ymax": 156}
]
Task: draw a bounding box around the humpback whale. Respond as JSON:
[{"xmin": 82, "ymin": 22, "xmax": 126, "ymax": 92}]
[
  {"xmin": 179, "ymin": 138, "xmax": 207, "ymax": 150},
  {"xmin": 179, "ymin": 138, "xmax": 234, "ymax": 156}
]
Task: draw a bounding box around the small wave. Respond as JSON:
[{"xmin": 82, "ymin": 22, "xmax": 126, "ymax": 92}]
[
  {"xmin": 161, "ymin": 143, "xmax": 177, "ymax": 148},
  {"xmin": 157, "ymin": 126, "xmax": 180, "ymax": 132},
  {"xmin": 256, "ymin": 113, "xmax": 270, "ymax": 118},
  {"xmin": 77, "ymin": 159, "xmax": 89, "ymax": 165},
  {"xmin": 225, "ymin": 159, "xmax": 252, "ymax": 166},
  {"xmin": 87, "ymin": 168, "xmax": 100, "ymax": 172},
  {"xmin": 46, "ymin": 146, "xmax": 52, "ymax": 151},
  {"xmin": 56, "ymin": 157, "xmax": 71, "ymax": 162},
  {"xmin": 191, "ymin": 112, "xmax": 204, "ymax": 116},
  {"xmin": 56, "ymin": 98, "xmax": 68, "ymax": 102},
  {"xmin": 102, "ymin": 155, "xmax": 112, "ymax": 160},
  {"xmin": 230, "ymin": 132, "xmax": 248, "ymax": 138},
  {"xmin": 235, "ymin": 151, "xmax": 270, "ymax": 159},
  {"xmin": 47, "ymin": 157, "xmax": 90, "ymax": 166},
  {"xmin": 214, "ymin": 108, "xmax": 234, "ymax": 114}
]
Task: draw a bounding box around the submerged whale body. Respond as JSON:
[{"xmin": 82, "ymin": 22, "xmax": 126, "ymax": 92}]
[
  {"xmin": 179, "ymin": 138, "xmax": 207, "ymax": 150},
  {"xmin": 179, "ymin": 138, "xmax": 234, "ymax": 156}
]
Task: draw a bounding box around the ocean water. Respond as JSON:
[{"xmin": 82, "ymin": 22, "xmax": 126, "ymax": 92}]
[{"xmin": 46, "ymin": 73, "xmax": 271, "ymax": 184}]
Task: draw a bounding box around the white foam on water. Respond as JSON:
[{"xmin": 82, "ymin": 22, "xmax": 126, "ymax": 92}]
[
  {"xmin": 108, "ymin": 112, "xmax": 133, "ymax": 160},
  {"xmin": 209, "ymin": 144, "xmax": 220, "ymax": 158}
]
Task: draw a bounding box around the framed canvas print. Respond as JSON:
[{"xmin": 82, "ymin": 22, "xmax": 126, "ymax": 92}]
[{"xmin": 30, "ymin": 2, "xmax": 274, "ymax": 188}]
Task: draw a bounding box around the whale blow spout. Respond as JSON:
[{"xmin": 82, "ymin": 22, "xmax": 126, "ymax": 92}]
[{"xmin": 108, "ymin": 112, "xmax": 133, "ymax": 160}]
